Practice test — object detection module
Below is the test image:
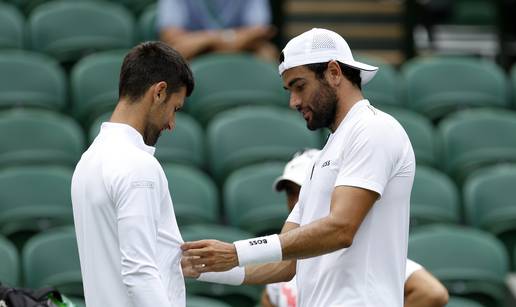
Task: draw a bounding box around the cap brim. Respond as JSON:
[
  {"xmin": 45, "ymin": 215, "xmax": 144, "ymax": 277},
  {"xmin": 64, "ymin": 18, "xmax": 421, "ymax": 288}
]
[{"xmin": 341, "ymin": 60, "xmax": 378, "ymax": 85}]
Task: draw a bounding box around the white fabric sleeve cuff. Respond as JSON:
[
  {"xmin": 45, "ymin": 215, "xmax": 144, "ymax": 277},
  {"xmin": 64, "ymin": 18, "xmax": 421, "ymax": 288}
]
[
  {"xmin": 197, "ymin": 267, "xmax": 245, "ymax": 286},
  {"xmin": 405, "ymin": 259, "xmax": 424, "ymax": 281},
  {"xmin": 233, "ymin": 234, "xmax": 282, "ymax": 267}
]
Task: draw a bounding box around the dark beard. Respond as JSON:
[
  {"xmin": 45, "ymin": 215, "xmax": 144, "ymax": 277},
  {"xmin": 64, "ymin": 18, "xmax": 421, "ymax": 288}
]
[
  {"xmin": 143, "ymin": 122, "xmax": 161, "ymax": 146},
  {"xmin": 307, "ymin": 81, "xmax": 338, "ymax": 131}
]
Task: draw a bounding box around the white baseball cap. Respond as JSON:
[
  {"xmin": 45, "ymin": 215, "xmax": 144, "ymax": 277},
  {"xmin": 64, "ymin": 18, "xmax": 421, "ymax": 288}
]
[
  {"xmin": 278, "ymin": 28, "xmax": 378, "ymax": 85},
  {"xmin": 273, "ymin": 149, "xmax": 321, "ymax": 191}
]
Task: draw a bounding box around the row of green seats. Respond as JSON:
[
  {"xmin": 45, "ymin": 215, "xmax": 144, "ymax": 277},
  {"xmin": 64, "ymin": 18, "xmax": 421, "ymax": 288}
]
[
  {"xmin": 2, "ymin": 159, "xmax": 516, "ymax": 269},
  {"xmin": 0, "ymin": 1, "xmax": 158, "ymax": 61},
  {"xmin": 3, "ymin": 105, "xmax": 516, "ymax": 183},
  {"xmin": 1, "ymin": 47, "xmax": 516, "ymax": 127},
  {"xmin": 1, "ymin": 224, "xmax": 511, "ymax": 307}
]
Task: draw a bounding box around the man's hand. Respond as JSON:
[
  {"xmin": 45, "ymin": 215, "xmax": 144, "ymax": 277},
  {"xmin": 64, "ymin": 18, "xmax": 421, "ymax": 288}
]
[
  {"xmin": 181, "ymin": 256, "xmax": 201, "ymax": 279},
  {"xmin": 181, "ymin": 240, "xmax": 239, "ymax": 273}
]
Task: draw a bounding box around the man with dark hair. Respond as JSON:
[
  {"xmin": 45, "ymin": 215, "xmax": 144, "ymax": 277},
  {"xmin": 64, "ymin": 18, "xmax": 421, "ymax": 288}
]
[
  {"xmin": 181, "ymin": 28, "xmax": 415, "ymax": 307},
  {"xmin": 71, "ymin": 41, "xmax": 194, "ymax": 307}
]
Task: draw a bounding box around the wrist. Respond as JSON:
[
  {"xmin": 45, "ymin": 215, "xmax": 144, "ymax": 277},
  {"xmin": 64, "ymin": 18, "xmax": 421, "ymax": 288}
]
[
  {"xmin": 197, "ymin": 266, "xmax": 245, "ymax": 285},
  {"xmin": 233, "ymin": 234, "xmax": 282, "ymax": 267}
]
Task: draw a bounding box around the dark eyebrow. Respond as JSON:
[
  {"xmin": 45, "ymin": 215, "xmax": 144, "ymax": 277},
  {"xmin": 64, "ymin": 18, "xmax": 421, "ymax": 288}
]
[{"xmin": 283, "ymin": 78, "xmax": 304, "ymax": 90}]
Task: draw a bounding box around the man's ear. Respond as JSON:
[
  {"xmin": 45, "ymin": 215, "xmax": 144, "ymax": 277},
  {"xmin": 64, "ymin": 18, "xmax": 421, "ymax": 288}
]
[
  {"xmin": 153, "ymin": 81, "xmax": 168, "ymax": 104},
  {"xmin": 326, "ymin": 61, "xmax": 342, "ymax": 87}
]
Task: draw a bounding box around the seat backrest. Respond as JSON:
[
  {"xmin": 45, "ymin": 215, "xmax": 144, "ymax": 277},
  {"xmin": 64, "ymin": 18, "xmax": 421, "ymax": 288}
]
[
  {"xmin": 437, "ymin": 109, "xmax": 516, "ymax": 181},
  {"xmin": 463, "ymin": 164, "xmax": 516, "ymax": 230},
  {"xmin": 0, "ymin": 109, "xmax": 85, "ymax": 168},
  {"xmin": 155, "ymin": 113, "xmax": 205, "ymax": 167},
  {"xmin": 408, "ymin": 225, "xmax": 509, "ymax": 284},
  {"xmin": 359, "ymin": 56, "xmax": 402, "ymax": 108},
  {"xmin": 510, "ymin": 63, "xmax": 516, "ymax": 109},
  {"xmin": 0, "ymin": 50, "xmax": 66, "ymax": 110},
  {"xmin": 0, "ymin": 235, "xmax": 19, "ymax": 286},
  {"xmin": 402, "ymin": 57, "xmax": 508, "ymax": 119},
  {"xmin": 224, "ymin": 162, "xmax": 286, "ymax": 226},
  {"xmin": 411, "ymin": 165, "xmax": 460, "ymax": 227},
  {"xmin": 28, "ymin": 1, "xmax": 134, "ymax": 62},
  {"xmin": 0, "ymin": 166, "xmax": 74, "ymax": 236},
  {"xmin": 0, "ymin": 3, "xmax": 25, "ymax": 49},
  {"xmin": 163, "ymin": 164, "xmax": 219, "ymax": 225},
  {"xmin": 22, "ymin": 228, "xmax": 81, "ymax": 290},
  {"xmin": 187, "ymin": 54, "xmax": 288, "ymax": 123},
  {"xmin": 138, "ymin": 3, "xmax": 157, "ymax": 42},
  {"xmin": 387, "ymin": 107, "xmax": 436, "ymax": 166},
  {"xmin": 70, "ymin": 49, "xmax": 127, "ymax": 123},
  {"xmin": 207, "ymin": 106, "xmax": 321, "ymax": 181}
]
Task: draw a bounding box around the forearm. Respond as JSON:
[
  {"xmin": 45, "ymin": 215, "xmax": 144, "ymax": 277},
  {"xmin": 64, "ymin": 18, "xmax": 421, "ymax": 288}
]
[
  {"xmin": 244, "ymin": 260, "xmax": 296, "ymax": 285},
  {"xmin": 160, "ymin": 28, "xmax": 217, "ymax": 59},
  {"xmin": 280, "ymin": 215, "xmax": 352, "ymax": 260}
]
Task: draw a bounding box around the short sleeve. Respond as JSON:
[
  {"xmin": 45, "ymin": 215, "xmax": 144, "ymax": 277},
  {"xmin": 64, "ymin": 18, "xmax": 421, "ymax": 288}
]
[
  {"xmin": 266, "ymin": 283, "xmax": 281, "ymax": 305},
  {"xmin": 157, "ymin": 0, "xmax": 188, "ymax": 29},
  {"xmin": 286, "ymin": 202, "xmax": 301, "ymax": 224},
  {"xmin": 242, "ymin": 0, "xmax": 271, "ymax": 26},
  {"xmin": 405, "ymin": 259, "xmax": 423, "ymax": 281},
  {"xmin": 334, "ymin": 124, "xmax": 395, "ymax": 197}
]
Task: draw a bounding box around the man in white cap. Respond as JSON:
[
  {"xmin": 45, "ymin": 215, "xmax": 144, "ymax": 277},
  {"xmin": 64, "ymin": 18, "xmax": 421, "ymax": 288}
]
[
  {"xmin": 181, "ymin": 28, "xmax": 415, "ymax": 307},
  {"xmin": 261, "ymin": 149, "xmax": 448, "ymax": 307}
]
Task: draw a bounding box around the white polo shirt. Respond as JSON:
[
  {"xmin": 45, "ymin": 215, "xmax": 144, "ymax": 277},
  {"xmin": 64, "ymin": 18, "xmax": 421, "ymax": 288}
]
[
  {"xmin": 266, "ymin": 259, "xmax": 424, "ymax": 307},
  {"xmin": 71, "ymin": 123, "xmax": 185, "ymax": 307},
  {"xmin": 287, "ymin": 100, "xmax": 415, "ymax": 307}
]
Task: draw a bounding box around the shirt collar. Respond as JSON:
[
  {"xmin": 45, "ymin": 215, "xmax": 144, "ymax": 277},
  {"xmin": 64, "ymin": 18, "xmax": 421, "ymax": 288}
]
[
  {"xmin": 99, "ymin": 122, "xmax": 156, "ymax": 156},
  {"xmin": 328, "ymin": 99, "xmax": 370, "ymax": 141}
]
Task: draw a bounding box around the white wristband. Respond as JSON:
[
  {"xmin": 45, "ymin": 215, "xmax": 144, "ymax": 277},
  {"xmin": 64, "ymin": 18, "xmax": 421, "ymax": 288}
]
[
  {"xmin": 233, "ymin": 234, "xmax": 282, "ymax": 267},
  {"xmin": 197, "ymin": 266, "xmax": 245, "ymax": 285}
]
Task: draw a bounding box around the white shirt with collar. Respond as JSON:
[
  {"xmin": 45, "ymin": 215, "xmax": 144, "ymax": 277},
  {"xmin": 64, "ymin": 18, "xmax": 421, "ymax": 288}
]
[
  {"xmin": 71, "ymin": 122, "xmax": 185, "ymax": 307},
  {"xmin": 287, "ymin": 100, "xmax": 415, "ymax": 307}
]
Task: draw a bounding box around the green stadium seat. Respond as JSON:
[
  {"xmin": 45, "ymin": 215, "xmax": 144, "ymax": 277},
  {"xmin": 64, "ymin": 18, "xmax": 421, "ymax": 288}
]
[
  {"xmin": 0, "ymin": 166, "xmax": 74, "ymax": 242},
  {"xmin": 0, "ymin": 50, "xmax": 67, "ymax": 110},
  {"xmin": 90, "ymin": 112, "xmax": 205, "ymax": 167},
  {"xmin": 187, "ymin": 54, "xmax": 289, "ymax": 124},
  {"xmin": 409, "ymin": 225, "xmax": 509, "ymax": 307},
  {"xmin": 0, "ymin": 109, "xmax": 84, "ymax": 168},
  {"xmin": 138, "ymin": 3, "xmax": 157, "ymax": 42},
  {"xmin": 207, "ymin": 106, "xmax": 321, "ymax": 181},
  {"xmin": 182, "ymin": 224, "xmax": 261, "ymax": 307},
  {"xmin": 410, "ymin": 166, "xmax": 460, "ymax": 229},
  {"xmin": 224, "ymin": 162, "xmax": 288, "ymax": 236},
  {"xmin": 187, "ymin": 296, "xmax": 231, "ymax": 307},
  {"xmin": 70, "ymin": 49, "xmax": 127, "ymax": 124},
  {"xmin": 464, "ymin": 164, "xmax": 516, "ymax": 268},
  {"xmin": 0, "ymin": 3, "xmax": 25, "ymax": 50},
  {"xmin": 22, "ymin": 228, "xmax": 82, "ymax": 297},
  {"xmin": 0, "ymin": 235, "xmax": 19, "ymax": 286},
  {"xmin": 163, "ymin": 164, "xmax": 219, "ymax": 226},
  {"xmin": 402, "ymin": 57, "xmax": 508, "ymax": 120},
  {"xmin": 359, "ymin": 56, "xmax": 402, "ymax": 108},
  {"xmin": 27, "ymin": 1, "xmax": 134, "ymax": 63},
  {"xmin": 437, "ymin": 109, "xmax": 516, "ymax": 182},
  {"xmin": 447, "ymin": 296, "xmax": 485, "ymax": 307},
  {"xmin": 387, "ymin": 107, "xmax": 437, "ymax": 166}
]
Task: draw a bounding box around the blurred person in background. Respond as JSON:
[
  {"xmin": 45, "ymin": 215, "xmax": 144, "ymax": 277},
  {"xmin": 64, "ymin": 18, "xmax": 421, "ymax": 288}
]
[{"xmin": 157, "ymin": 0, "xmax": 278, "ymax": 61}]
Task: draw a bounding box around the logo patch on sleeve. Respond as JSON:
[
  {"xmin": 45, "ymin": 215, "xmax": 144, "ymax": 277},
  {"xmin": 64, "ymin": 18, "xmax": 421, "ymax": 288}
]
[{"xmin": 131, "ymin": 180, "xmax": 155, "ymax": 189}]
